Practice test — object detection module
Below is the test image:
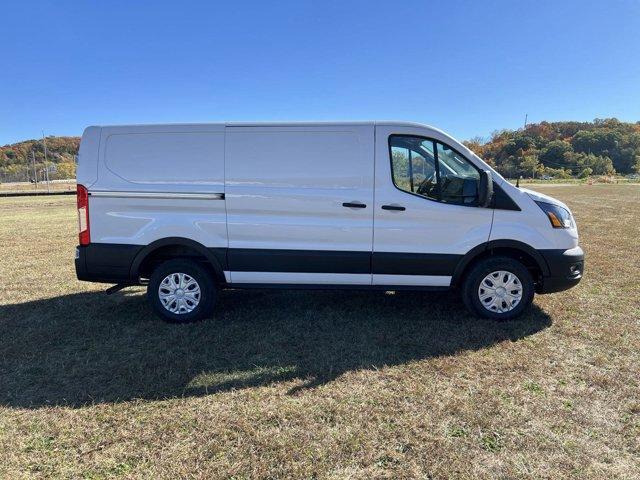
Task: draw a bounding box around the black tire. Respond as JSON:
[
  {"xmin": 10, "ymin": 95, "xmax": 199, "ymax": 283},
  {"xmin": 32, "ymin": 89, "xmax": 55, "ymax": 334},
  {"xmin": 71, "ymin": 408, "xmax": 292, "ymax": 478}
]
[
  {"xmin": 147, "ymin": 259, "xmax": 216, "ymax": 323},
  {"xmin": 462, "ymin": 256, "xmax": 534, "ymax": 320}
]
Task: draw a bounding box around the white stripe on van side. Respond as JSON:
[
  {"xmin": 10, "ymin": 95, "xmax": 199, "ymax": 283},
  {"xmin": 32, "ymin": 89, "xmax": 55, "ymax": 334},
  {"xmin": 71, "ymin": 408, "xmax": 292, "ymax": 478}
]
[
  {"xmin": 89, "ymin": 191, "xmax": 224, "ymax": 200},
  {"xmin": 226, "ymin": 271, "xmax": 452, "ymax": 286},
  {"xmin": 227, "ymin": 271, "xmax": 371, "ymax": 285},
  {"xmin": 372, "ymin": 274, "xmax": 451, "ymax": 287}
]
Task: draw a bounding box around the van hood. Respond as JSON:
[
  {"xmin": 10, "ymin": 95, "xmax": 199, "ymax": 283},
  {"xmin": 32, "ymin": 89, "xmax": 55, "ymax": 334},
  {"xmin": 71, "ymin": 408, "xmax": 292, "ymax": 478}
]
[{"xmin": 520, "ymin": 187, "xmax": 571, "ymax": 211}]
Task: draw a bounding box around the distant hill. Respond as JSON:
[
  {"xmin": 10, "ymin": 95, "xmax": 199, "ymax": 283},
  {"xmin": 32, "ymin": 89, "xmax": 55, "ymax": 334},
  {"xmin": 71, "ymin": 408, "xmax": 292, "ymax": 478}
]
[
  {"xmin": 464, "ymin": 118, "xmax": 640, "ymax": 178},
  {"xmin": 2, "ymin": 118, "xmax": 639, "ymax": 183},
  {"xmin": 0, "ymin": 136, "xmax": 80, "ymax": 183}
]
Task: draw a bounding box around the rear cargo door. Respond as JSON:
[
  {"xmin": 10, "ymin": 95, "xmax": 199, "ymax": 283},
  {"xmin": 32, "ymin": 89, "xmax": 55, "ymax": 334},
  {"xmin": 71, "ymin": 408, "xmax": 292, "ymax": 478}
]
[{"xmin": 224, "ymin": 125, "xmax": 374, "ymax": 285}]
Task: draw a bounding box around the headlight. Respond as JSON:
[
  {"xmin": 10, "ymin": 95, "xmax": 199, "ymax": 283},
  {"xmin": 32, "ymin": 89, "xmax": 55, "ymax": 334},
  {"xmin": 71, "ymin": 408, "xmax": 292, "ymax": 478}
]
[{"xmin": 535, "ymin": 201, "xmax": 574, "ymax": 229}]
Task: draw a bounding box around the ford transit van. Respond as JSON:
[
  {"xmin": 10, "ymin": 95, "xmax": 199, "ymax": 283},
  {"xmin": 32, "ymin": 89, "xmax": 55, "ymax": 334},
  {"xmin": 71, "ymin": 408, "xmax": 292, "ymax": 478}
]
[{"xmin": 75, "ymin": 122, "xmax": 584, "ymax": 322}]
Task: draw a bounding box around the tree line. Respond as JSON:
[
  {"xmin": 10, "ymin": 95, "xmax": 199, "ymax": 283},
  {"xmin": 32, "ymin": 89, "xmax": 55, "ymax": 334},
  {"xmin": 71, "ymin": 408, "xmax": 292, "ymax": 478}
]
[
  {"xmin": 463, "ymin": 118, "xmax": 640, "ymax": 178},
  {"xmin": 0, "ymin": 136, "xmax": 79, "ymax": 183}
]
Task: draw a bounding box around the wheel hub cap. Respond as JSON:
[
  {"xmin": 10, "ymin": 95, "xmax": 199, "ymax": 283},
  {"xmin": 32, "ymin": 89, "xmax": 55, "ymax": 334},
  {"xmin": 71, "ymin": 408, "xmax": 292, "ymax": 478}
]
[
  {"xmin": 158, "ymin": 273, "xmax": 201, "ymax": 314},
  {"xmin": 478, "ymin": 270, "xmax": 523, "ymax": 313}
]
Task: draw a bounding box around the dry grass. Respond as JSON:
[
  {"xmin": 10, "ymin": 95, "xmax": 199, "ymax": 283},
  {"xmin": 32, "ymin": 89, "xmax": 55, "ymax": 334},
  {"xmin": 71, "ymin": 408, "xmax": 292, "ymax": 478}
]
[
  {"xmin": 0, "ymin": 185, "xmax": 638, "ymax": 479},
  {"xmin": 0, "ymin": 181, "xmax": 75, "ymax": 193}
]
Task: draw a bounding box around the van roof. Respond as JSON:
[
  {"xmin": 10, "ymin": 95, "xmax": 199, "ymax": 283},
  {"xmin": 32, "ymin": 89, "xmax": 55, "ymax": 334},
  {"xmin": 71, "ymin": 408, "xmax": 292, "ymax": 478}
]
[{"xmin": 92, "ymin": 121, "xmax": 436, "ymax": 129}]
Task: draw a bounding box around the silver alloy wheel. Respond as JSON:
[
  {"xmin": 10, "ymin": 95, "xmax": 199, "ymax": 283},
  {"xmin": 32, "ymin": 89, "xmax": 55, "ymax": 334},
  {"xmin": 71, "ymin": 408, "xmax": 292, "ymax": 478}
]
[
  {"xmin": 158, "ymin": 272, "xmax": 201, "ymax": 314},
  {"xmin": 478, "ymin": 270, "xmax": 523, "ymax": 313}
]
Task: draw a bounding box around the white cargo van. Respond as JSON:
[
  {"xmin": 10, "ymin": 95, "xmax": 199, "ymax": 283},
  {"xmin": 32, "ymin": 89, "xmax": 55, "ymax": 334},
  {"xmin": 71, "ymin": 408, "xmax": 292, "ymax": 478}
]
[{"xmin": 75, "ymin": 122, "xmax": 583, "ymax": 323}]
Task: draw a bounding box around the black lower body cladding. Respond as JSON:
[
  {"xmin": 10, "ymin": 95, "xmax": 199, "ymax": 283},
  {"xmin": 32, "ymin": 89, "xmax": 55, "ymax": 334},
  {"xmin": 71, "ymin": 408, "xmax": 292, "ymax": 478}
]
[
  {"xmin": 75, "ymin": 242, "xmax": 584, "ymax": 294},
  {"xmin": 75, "ymin": 244, "xmax": 463, "ymax": 284},
  {"xmin": 227, "ymin": 249, "xmax": 461, "ymax": 276},
  {"xmin": 538, "ymin": 246, "xmax": 584, "ymax": 293},
  {"xmin": 75, "ymin": 244, "xmax": 142, "ymax": 283}
]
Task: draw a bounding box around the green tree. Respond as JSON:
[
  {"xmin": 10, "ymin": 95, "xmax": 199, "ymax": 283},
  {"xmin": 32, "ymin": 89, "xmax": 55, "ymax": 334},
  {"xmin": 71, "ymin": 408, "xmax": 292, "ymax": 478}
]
[
  {"xmin": 520, "ymin": 154, "xmax": 541, "ymax": 178},
  {"xmin": 471, "ymin": 118, "xmax": 640, "ymax": 176},
  {"xmin": 578, "ymin": 167, "xmax": 593, "ymax": 178},
  {"xmin": 539, "ymin": 140, "xmax": 573, "ymax": 165},
  {"xmin": 55, "ymin": 161, "xmax": 76, "ymax": 180}
]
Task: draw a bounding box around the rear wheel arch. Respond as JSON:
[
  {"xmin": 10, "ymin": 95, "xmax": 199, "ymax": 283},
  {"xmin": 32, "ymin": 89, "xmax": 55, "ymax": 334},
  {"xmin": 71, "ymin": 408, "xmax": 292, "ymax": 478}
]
[
  {"xmin": 130, "ymin": 238, "xmax": 226, "ymax": 283},
  {"xmin": 451, "ymin": 240, "xmax": 550, "ymax": 288}
]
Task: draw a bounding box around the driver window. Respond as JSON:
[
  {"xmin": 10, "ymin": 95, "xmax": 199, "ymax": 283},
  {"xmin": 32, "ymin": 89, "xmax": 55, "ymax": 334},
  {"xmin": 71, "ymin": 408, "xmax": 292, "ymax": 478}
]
[
  {"xmin": 390, "ymin": 138, "xmax": 438, "ymax": 201},
  {"xmin": 389, "ymin": 135, "xmax": 480, "ymax": 206}
]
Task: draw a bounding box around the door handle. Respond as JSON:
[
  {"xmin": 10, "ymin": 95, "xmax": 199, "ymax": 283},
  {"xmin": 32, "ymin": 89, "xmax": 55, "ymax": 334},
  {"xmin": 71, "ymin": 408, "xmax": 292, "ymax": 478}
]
[
  {"xmin": 381, "ymin": 204, "xmax": 406, "ymax": 211},
  {"xmin": 342, "ymin": 202, "xmax": 367, "ymax": 208}
]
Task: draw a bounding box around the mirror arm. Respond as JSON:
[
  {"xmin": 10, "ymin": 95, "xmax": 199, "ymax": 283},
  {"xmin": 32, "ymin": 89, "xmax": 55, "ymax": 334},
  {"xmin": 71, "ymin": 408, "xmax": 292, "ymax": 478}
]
[{"xmin": 480, "ymin": 170, "xmax": 494, "ymax": 208}]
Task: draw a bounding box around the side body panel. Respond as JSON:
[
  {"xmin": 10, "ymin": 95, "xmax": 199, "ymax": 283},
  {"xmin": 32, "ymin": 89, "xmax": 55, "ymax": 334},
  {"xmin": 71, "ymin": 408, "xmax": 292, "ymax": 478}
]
[
  {"xmin": 224, "ymin": 125, "xmax": 375, "ymax": 284},
  {"xmin": 87, "ymin": 124, "xmax": 227, "ymax": 251}
]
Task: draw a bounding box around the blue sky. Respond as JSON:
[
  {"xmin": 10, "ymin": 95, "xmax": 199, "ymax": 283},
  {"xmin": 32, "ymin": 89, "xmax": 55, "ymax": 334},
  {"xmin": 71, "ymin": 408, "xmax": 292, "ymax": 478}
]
[{"xmin": 2, "ymin": 0, "xmax": 639, "ymax": 145}]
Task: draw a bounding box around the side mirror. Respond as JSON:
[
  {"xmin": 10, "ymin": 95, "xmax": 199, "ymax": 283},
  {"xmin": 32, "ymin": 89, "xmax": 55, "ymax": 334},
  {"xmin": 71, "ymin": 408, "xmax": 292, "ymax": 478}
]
[{"xmin": 479, "ymin": 170, "xmax": 494, "ymax": 208}]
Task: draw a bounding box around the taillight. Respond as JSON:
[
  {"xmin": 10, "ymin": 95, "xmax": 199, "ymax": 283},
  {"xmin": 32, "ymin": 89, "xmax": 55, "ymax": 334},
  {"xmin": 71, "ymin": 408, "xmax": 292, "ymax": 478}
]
[{"xmin": 77, "ymin": 184, "xmax": 90, "ymax": 245}]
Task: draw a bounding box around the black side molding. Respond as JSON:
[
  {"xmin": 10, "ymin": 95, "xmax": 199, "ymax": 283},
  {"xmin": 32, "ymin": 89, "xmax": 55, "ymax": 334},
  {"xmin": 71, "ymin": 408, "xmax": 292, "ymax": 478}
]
[
  {"xmin": 77, "ymin": 244, "xmax": 465, "ymax": 285},
  {"xmin": 372, "ymin": 252, "xmax": 460, "ymax": 276},
  {"xmin": 227, "ymin": 248, "xmax": 371, "ymax": 274}
]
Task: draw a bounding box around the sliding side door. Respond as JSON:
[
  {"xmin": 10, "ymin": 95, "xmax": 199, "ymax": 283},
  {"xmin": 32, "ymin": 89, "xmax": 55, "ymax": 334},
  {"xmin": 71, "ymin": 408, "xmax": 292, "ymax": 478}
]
[{"xmin": 225, "ymin": 124, "xmax": 374, "ymax": 285}]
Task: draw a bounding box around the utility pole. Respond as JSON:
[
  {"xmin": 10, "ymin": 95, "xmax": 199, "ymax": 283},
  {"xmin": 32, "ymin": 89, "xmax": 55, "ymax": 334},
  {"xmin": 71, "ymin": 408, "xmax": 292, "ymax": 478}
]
[
  {"xmin": 32, "ymin": 151, "xmax": 38, "ymax": 189},
  {"xmin": 42, "ymin": 131, "xmax": 50, "ymax": 193},
  {"xmin": 524, "ymin": 113, "xmax": 528, "ymax": 129}
]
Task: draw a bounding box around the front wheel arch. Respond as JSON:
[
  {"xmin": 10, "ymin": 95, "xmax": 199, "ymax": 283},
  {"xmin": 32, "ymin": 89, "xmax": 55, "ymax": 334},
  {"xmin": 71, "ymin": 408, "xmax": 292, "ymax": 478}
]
[{"xmin": 451, "ymin": 240, "xmax": 549, "ymax": 289}]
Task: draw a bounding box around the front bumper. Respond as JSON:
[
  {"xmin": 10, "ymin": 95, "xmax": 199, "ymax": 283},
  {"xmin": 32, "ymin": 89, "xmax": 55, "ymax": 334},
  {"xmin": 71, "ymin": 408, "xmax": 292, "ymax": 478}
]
[{"xmin": 537, "ymin": 246, "xmax": 584, "ymax": 294}]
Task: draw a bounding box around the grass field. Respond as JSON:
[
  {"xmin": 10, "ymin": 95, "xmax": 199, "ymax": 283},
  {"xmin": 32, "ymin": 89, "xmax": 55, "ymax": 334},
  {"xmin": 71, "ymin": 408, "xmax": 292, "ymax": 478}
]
[
  {"xmin": 0, "ymin": 185, "xmax": 638, "ymax": 479},
  {"xmin": 0, "ymin": 181, "xmax": 76, "ymax": 194}
]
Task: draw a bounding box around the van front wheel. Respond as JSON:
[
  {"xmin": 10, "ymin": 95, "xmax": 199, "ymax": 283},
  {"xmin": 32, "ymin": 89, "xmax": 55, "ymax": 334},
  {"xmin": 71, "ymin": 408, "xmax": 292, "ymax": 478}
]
[
  {"xmin": 147, "ymin": 259, "xmax": 216, "ymax": 323},
  {"xmin": 462, "ymin": 256, "xmax": 534, "ymax": 320}
]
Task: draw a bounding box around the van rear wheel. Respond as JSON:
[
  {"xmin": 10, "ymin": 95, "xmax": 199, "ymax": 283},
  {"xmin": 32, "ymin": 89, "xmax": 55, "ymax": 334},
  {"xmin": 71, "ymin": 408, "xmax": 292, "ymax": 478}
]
[
  {"xmin": 462, "ymin": 256, "xmax": 534, "ymax": 320},
  {"xmin": 147, "ymin": 259, "xmax": 216, "ymax": 323}
]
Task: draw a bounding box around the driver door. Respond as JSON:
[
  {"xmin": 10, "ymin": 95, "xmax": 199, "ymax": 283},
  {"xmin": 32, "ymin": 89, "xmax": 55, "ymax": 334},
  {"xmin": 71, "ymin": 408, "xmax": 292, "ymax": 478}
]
[{"xmin": 372, "ymin": 125, "xmax": 494, "ymax": 286}]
